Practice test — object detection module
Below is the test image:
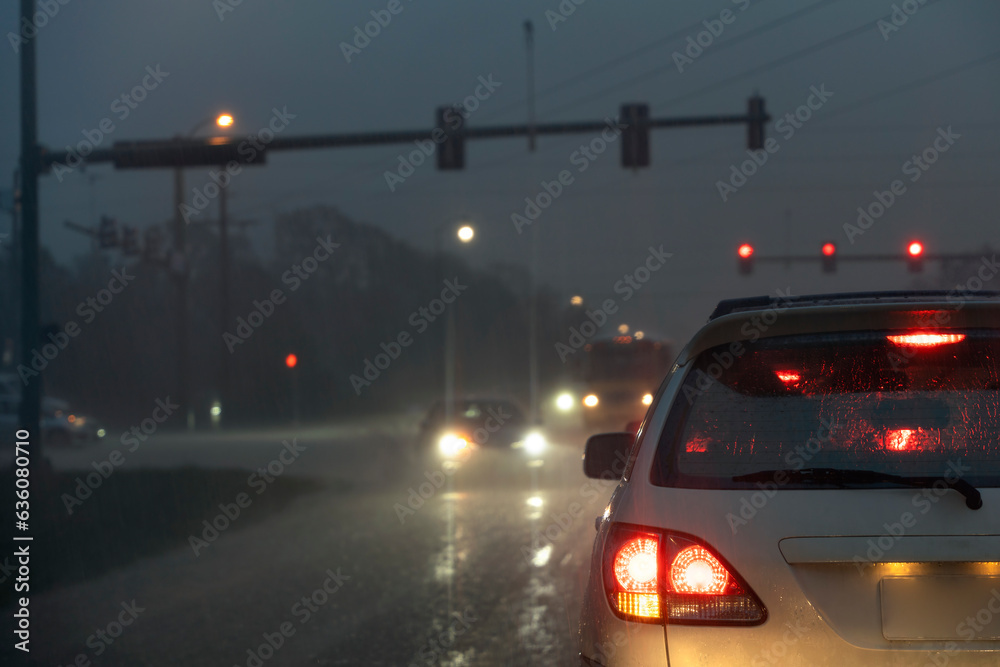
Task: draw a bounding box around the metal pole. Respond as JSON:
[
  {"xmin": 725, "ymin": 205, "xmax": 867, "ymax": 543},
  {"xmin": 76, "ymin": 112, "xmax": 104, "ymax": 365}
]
[
  {"xmin": 528, "ymin": 222, "xmax": 540, "ymax": 424},
  {"xmin": 219, "ymin": 171, "xmax": 230, "ymax": 427},
  {"xmin": 173, "ymin": 165, "xmax": 191, "ymax": 429},
  {"xmin": 524, "ymin": 21, "xmax": 536, "ymax": 152},
  {"xmin": 18, "ymin": 0, "xmax": 42, "ymax": 465}
]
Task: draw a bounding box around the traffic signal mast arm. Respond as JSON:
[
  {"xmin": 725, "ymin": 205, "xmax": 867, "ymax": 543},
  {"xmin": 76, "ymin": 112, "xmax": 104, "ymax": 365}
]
[{"xmin": 37, "ymin": 97, "xmax": 770, "ymax": 171}]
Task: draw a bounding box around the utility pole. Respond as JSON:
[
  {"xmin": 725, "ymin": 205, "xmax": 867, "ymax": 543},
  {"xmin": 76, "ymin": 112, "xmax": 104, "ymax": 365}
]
[
  {"xmin": 18, "ymin": 0, "xmax": 42, "ymax": 467},
  {"xmin": 525, "ymin": 20, "xmax": 536, "ymax": 152},
  {"xmin": 219, "ymin": 172, "xmax": 230, "ymax": 426},
  {"xmin": 172, "ymin": 161, "xmax": 191, "ymax": 429}
]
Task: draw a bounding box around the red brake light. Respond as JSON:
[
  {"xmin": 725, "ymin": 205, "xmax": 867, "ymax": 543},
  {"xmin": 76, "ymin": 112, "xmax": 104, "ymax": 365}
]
[
  {"xmin": 669, "ymin": 546, "xmax": 729, "ymax": 594},
  {"xmin": 610, "ymin": 535, "xmax": 661, "ymax": 620},
  {"xmin": 887, "ymin": 333, "xmax": 965, "ymax": 347},
  {"xmin": 602, "ymin": 525, "xmax": 766, "ymax": 624}
]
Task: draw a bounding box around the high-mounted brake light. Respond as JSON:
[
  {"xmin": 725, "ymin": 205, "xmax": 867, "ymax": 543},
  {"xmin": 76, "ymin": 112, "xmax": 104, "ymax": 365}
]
[
  {"xmin": 603, "ymin": 525, "xmax": 766, "ymax": 625},
  {"xmin": 887, "ymin": 333, "xmax": 965, "ymax": 347}
]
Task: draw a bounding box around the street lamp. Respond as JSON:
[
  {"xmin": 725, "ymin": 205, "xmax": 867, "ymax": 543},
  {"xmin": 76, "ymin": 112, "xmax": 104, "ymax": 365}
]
[
  {"xmin": 173, "ymin": 113, "xmax": 235, "ymax": 429},
  {"xmin": 434, "ymin": 221, "xmax": 475, "ymax": 424}
]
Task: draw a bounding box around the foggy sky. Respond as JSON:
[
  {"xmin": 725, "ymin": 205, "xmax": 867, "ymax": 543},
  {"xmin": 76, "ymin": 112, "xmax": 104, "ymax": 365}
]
[{"xmin": 2, "ymin": 0, "xmax": 999, "ymax": 343}]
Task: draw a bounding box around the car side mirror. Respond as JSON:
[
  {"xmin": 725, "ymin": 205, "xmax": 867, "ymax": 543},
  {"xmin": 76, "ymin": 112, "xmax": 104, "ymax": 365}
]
[{"xmin": 583, "ymin": 432, "xmax": 634, "ymax": 480}]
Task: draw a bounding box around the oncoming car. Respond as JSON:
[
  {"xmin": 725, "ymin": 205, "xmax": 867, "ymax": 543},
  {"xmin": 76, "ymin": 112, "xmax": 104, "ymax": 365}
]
[
  {"xmin": 418, "ymin": 397, "xmax": 545, "ymax": 461},
  {"xmin": 579, "ymin": 291, "xmax": 1000, "ymax": 666}
]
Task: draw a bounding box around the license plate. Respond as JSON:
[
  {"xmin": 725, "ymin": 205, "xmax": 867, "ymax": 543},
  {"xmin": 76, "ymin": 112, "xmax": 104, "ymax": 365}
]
[{"xmin": 881, "ymin": 576, "xmax": 1000, "ymax": 640}]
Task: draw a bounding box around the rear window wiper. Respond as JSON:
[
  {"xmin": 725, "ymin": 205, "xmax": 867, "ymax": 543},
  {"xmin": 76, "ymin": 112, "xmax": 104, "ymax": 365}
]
[{"xmin": 733, "ymin": 467, "xmax": 982, "ymax": 510}]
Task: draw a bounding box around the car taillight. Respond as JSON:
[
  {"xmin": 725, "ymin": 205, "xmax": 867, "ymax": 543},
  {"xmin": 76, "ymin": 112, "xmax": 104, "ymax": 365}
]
[{"xmin": 603, "ymin": 524, "xmax": 766, "ymax": 625}]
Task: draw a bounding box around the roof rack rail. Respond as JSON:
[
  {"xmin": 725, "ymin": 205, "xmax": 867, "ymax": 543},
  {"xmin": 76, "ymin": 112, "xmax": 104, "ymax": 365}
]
[{"xmin": 708, "ymin": 290, "xmax": 1000, "ymax": 321}]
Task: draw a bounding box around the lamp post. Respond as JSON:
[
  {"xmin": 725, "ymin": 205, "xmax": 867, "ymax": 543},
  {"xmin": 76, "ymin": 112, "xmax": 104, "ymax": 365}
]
[
  {"xmin": 434, "ymin": 222, "xmax": 474, "ymax": 423},
  {"xmin": 174, "ymin": 113, "xmax": 233, "ymax": 430}
]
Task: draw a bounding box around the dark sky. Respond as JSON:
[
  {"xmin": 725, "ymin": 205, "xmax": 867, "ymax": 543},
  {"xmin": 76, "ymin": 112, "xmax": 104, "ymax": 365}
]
[{"xmin": 2, "ymin": 0, "xmax": 999, "ymax": 343}]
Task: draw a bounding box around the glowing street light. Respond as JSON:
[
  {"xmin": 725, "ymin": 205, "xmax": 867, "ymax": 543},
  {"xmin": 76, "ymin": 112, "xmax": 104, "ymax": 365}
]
[
  {"xmin": 216, "ymin": 113, "xmax": 234, "ymax": 128},
  {"xmin": 457, "ymin": 225, "xmax": 475, "ymax": 242},
  {"xmin": 570, "ymin": 295, "xmax": 583, "ymax": 306}
]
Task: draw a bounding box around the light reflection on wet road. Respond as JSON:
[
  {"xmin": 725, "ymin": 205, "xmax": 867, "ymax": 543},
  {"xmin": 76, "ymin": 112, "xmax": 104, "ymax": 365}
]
[{"xmin": 6, "ymin": 422, "xmax": 615, "ymax": 666}]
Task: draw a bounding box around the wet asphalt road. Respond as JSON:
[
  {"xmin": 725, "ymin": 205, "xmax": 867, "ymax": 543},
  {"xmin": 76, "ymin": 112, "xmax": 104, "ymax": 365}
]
[{"xmin": 2, "ymin": 419, "xmax": 615, "ymax": 666}]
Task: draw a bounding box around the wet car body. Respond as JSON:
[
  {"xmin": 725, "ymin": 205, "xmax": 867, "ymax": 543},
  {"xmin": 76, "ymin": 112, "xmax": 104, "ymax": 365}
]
[{"xmin": 579, "ymin": 291, "xmax": 1000, "ymax": 666}]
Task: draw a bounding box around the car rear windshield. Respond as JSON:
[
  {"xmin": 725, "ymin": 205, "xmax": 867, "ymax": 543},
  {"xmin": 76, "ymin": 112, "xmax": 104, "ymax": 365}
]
[{"xmin": 651, "ymin": 329, "xmax": 1000, "ymax": 488}]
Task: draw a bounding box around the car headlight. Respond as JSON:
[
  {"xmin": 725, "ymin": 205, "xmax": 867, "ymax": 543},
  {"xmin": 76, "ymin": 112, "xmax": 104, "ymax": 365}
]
[
  {"xmin": 524, "ymin": 431, "xmax": 546, "ymax": 456},
  {"xmin": 438, "ymin": 433, "xmax": 470, "ymax": 458},
  {"xmin": 583, "ymin": 394, "xmax": 599, "ymax": 408},
  {"xmin": 555, "ymin": 393, "xmax": 574, "ymax": 411}
]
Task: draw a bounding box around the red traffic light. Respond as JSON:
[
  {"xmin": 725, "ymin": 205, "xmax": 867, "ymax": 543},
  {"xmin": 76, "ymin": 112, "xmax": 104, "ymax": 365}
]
[
  {"xmin": 738, "ymin": 244, "xmax": 754, "ymax": 259},
  {"xmin": 285, "ymin": 354, "xmax": 297, "ymax": 368},
  {"xmin": 821, "ymin": 242, "xmax": 836, "ymax": 256},
  {"xmin": 907, "ymin": 241, "xmax": 924, "ymax": 257}
]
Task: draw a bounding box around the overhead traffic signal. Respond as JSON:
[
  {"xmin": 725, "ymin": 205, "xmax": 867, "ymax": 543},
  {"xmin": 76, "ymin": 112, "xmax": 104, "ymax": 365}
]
[
  {"xmin": 738, "ymin": 243, "xmax": 754, "ymax": 275},
  {"xmin": 436, "ymin": 105, "xmax": 465, "ymax": 170},
  {"xmin": 907, "ymin": 240, "xmax": 924, "ymax": 272},
  {"xmin": 285, "ymin": 353, "xmax": 297, "ymax": 369},
  {"xmin": 747, "ymin": 95, "xmax": 767, "ymax": 151},
  {"xmin": 98, "ymin": 216, "xmax": 118, "ymax": 249},
  {"xmin": 620, "ymin": 103, "xmax": 650, "ymax": 169},
  {"xmin": 821, "ymin": 242, "xmax": 836, "ymax": 273}
]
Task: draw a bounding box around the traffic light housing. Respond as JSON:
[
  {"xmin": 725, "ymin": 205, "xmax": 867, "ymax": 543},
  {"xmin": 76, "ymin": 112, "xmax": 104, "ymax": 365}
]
[
  {"xmin": 821, "ymin": 242, "xmax": 836, "ymax": 273},
  {"xmin": 436, "ymin": 105, "xmax": 465, "ymax": 170},
  {"xmin": 98, "ymin": 216, "xmax": 118, "ymax": 249},
  {"xmin": 748, "ymin": 95, "xmax": 767, "ymax": 151},
  {"xmin": 121, "ymin": 225, "xmax": 140, "ymax": 256},
  {"xmin": 620, "ymin": 103, "xmax": 650, "ymax": 169},
  {"xmin": 907, "ymin": 240, "xmax": 924, "ymax": 272},
  {"xmin": 738, "ymin": 243, "xmax": 754, "ymax": 275}
]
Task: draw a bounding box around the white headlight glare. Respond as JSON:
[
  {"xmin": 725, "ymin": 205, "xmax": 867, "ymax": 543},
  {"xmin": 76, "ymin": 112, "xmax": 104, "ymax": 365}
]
[{"xmin": 524, "ymin": 431, "xmax": 546, "ymax": 455}]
